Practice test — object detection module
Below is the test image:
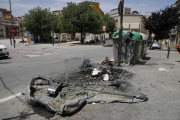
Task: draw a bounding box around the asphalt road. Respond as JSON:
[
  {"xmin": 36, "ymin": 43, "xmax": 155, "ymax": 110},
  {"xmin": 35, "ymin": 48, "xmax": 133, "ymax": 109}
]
[
  {"xmin": 1, "ymin": 39, "xmax": 180, "ymax": 120},
  {"xmin": 0, "ymin": 41, "xmax": 113, "ymax": 100}
]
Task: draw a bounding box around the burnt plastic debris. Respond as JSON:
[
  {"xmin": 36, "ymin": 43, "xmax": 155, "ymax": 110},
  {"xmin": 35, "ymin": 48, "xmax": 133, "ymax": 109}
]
[
  {"xmin": 47, "ymin": 82, "xmax": 63, "ymax": 96},
  {"xmin": 136, "ymin": 94, "xmax": 147, "ymax": 100},
  {"xmin": 22, "ymin": 59, "xmax": 148, "ymax": 116},
  {"xmin": 101, "ymin": 57, "xmax": 115, "ymax": 66},
  {"xmin": 79, "ymin": 58, "xmax": 91, "ymax": 71},
  {"xmin": 92, "ymin": 68, "xmax": 102, "ymax": 76},
  {"xmin": 31, "ymin": 75, "xmax": 53, "ymax": 85}
]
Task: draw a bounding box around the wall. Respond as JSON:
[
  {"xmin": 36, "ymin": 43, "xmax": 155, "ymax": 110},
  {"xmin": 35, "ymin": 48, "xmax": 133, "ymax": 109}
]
[
  {"xmin": 5, "ymin": 25, "xmax": 19, "ymax": 38},
  {"xmin": 117, "ymin": 15, "xmax": 147, "ymax": 34},
  {"xmin": 108, "ymin": 8, "xmax": 131, "ymax": 19},
  {"xmin": 0, "ymin": 24, "xmax": 6, "ymax": 37}
]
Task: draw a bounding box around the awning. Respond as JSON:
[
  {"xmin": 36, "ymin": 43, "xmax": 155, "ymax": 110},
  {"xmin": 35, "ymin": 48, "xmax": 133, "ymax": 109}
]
[
  {"xmin": 123, "ymin": 23, "xmax": 129, "ymax": 29},
  {"xmin": 130, "ymin": 23, "xmax": 140, "ymax": 29}
]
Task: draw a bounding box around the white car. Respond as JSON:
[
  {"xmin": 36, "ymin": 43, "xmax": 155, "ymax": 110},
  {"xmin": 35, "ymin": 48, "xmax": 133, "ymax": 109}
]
[
  {"xmin": 152, "ymin": 42, "xmax": 161, "ymax": 49},
  {"xmin": 0, "ymin": 43, "xmax": 9, "ymax": 58}
]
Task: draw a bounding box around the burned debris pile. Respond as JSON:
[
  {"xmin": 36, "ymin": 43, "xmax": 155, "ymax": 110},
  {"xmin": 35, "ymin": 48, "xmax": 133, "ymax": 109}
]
[{"xmin": 22, "ymin": 59, "xmax": 148, "ymax": 116}]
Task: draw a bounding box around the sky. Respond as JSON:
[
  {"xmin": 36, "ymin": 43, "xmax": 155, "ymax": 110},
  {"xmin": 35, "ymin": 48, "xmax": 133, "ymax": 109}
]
[{"xmin": 0, "ymin": 0, "xmax": 176, "ymax": 17}]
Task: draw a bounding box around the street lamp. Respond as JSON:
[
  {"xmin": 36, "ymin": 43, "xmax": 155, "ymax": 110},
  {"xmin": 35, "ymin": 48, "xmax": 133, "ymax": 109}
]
[
  {"xmin": 9, "ymin": 0, "xmax": 15, "ymax": 48},
  {"xmin": 117, "ymin": 0, "xmax": 124, "ymax": 66},
  {"xmin": 9, "ymin": 0, "xmax": 12, "ymax": 45}
]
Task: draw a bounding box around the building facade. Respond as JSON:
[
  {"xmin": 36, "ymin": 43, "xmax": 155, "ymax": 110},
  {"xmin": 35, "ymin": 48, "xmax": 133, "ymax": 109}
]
[
  {"xmin": 0, "ymin": 8, "xmax": 24, "ymax": 38},
  {"xmin": 107, "ymin": 7, "xmax": 131, "ymax": 19},
  {"xmin": 53, "ymin": 10, "xmax": 62, "ymax": 15},
  {"xmin": 117, "ymin": 15, "xmax": 147, "ymax": 34}
]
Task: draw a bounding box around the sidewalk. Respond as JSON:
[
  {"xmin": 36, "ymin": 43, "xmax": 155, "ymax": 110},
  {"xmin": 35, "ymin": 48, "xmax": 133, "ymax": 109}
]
[{"xmin": 0, "ymin": 39, "xmax": 103, "ymax": 49}]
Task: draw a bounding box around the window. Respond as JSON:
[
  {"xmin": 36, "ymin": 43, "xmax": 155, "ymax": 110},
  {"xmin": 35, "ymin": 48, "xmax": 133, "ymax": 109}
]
[{"xmin": 0, "ymin": 12, "xmax": 2, "ymax": 19}]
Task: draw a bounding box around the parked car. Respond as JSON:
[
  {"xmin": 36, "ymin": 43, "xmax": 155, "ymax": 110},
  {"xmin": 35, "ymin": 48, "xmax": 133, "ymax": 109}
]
[
  {"xmin": 152, "ymin": 42, "xmax": 161, "ymax": 49},
  {"xmin": 0, "ymin": 43, "xmax": 9, "ymax": 58},
  {"xmin": 54, "ymin": 37, "xmax": 59, "ymax": 43}
]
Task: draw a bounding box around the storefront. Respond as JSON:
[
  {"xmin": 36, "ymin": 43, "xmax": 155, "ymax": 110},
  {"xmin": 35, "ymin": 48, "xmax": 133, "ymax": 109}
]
[{"xmin": 5, "ymin": 25, "xmax": 19, "ymax": 38}]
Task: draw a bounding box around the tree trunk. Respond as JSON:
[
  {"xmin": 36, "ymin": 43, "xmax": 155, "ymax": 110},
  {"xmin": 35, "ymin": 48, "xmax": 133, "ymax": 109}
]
[
  {"xmin": 34, "ymin": 33, "xmax": 35, "ymax": 43},
  {"xmin": 149, "ymin": 32, "xmax": 153, "ymax": 50},
  {"xmin": 58, "ymin": 33, "xmax": 60, "ymax": 43},
  {"xmin": 81, "ymin": 33, "xmax": 84, "ymax": 44}
]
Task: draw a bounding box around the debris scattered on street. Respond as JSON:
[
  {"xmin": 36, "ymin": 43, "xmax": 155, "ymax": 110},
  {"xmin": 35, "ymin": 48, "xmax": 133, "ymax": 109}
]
[
  {"xmin": 101, "ymin": 57, "xmax": 115, "ymax": 66},
  {"xmin": 22, "ymin": 59, "xmax": 148, "ymax": 116},
  {"xmin": 92, "ymin": 68, "xmax": 102, "ymax": 76},
  {"xmin": 102, "ymin": 74, "xmax": 109, "ymax": 81},
  {"xmin": 159, "ymin": 67, "xmax": 169, "ymax": 72},
  {"xmin": 159, "ymin": 67, "xmax": 165, "ymax": 71}
]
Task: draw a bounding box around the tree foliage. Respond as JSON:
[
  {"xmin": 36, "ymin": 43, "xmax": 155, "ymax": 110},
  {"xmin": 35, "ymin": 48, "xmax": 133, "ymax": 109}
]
[
  {"xmin": 142, "ymin": 6, "xmax": 180, "ymax": 40},
  {"xmin": 60, "ymin": 1, "xmax": 103, "ymax": 34},
  {"xmin": 23, "ymin": 6, "xmax": 58, "ymax": 41},
  {"xmin": 102, "ymin": 14, "xmax": 116, "ymax": 33}
]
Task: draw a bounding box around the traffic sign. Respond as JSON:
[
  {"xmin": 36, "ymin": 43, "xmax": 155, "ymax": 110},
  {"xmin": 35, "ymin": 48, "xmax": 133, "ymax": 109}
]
[
  {"xmin": 102, "ymin": 25, "xmax": 106, "ymax": 31},
  {"xmin": 11, "ymin": 29, "xmax": 15, "ymax": 34},
  {"xmin": 151, "ymin": 33, "xmax": 155, "ymax": 38}
]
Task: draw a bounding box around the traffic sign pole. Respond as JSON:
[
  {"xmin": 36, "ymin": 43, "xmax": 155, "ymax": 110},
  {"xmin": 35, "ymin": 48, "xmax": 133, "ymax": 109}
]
[
  {"xmin": 117, "ymin": 0, "xmax": 124, "ymax": 66},
  {"xmin": 102, "ymin": 25, "xmax": 106, "ymax": 44},
  {"xmin": 13, "ymin": 33, "xmax": 15, "ymax": 48},
  {"xmin": 11, "ymin": 29, "xmax": 16, "ymax": 48}
]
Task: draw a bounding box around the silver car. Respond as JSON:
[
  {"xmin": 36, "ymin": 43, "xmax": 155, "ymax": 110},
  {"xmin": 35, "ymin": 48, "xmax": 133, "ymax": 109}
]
[
  {"xmin": 152, "ymin": 42, "xmax": 161, "ymax": 49},
  {"xmin": 0, "ymin": 43, "xmax": 9, "ymax": 58}
]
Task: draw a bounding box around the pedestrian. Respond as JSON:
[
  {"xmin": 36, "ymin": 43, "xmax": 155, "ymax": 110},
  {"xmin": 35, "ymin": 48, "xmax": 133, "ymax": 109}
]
[{"xmin": 22, "ymin": 36, "xmax": 24, "ymax": 42}]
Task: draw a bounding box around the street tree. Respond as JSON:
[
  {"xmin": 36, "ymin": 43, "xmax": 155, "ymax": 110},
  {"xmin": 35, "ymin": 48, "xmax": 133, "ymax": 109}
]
[
  {"xmin": 60, "ymin": 1, "xmax": 103, "ymax": 43},
  {"xmin": 23, "ymin": 6, "xmax": 57, "ymax": 42},
  {"xmin": 102, "ymin": 14, "xmax": 116, "ymax": 33},
  {"xmin": 142, "ymin": 6, "xmax": 180, "ymax": 47}
]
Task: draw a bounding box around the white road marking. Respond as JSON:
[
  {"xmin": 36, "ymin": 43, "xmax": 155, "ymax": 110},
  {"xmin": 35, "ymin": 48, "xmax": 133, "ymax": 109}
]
[
  {"xmin": 26, "ymin": 55, "xmax": 41, "ymax": 57},
  {"xmin": 0, "ymin": 92, "xmax": 21, "ymax": 103},
  {"xmin": 43, "ymin": 53, "xmax": 51, "ymax": 55}
]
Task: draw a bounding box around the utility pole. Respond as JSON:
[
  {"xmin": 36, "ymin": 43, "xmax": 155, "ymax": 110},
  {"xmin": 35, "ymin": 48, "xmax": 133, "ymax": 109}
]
[
  {"xmin": 9, "ymin": 0, "xmax": 12, "ymax": 45},
  {"xmin": 117, "ymin": 0, "xmax": 124, "ymax": 66},
  {"xmin": 167, "ymin": 36, "xmax": 171, "ymax": 58}
]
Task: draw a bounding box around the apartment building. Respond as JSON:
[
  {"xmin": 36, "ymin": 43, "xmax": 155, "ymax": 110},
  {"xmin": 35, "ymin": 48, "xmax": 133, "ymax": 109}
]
[
  {"xmin": 53, "ymin": 10, "xmax": 62, "ymax": 15},
  {"xmin": 107, "ymin": 7, "xmax": 131, "ymax": 20},
  {"xmin": 117, "ymin": 14, "xmax": 147, "ymax": 34},
  {"xmin": 0, "ymin": 8, "xmax": 24, "ymax": 38}
]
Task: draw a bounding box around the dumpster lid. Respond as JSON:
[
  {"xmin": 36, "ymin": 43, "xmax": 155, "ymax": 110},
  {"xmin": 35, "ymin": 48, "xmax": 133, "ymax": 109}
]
[
  {"xmin": 139, "ymin": 33, "xmax": 148, "ymax": 41},
  {"xmin": 112, "ymin": 30, "xmax": 143, "ymax": 41}
]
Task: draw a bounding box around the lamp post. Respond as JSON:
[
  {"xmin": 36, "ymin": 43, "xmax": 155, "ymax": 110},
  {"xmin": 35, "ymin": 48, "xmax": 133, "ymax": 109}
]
[
  {"xmin": 9, "ymin": 0, "xmax": 12, "ymax": 45},
  {"xmin": 117, "ymin": 0, "xmax": 124, "ymax": 66},
  {"xmin": 9, "ymin": 0, "xmax": 15, "ymax": 48}
]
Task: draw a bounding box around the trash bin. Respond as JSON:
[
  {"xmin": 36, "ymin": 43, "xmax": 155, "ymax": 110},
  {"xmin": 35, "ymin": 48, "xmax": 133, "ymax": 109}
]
[
  {"xmin": 112, "ymin": 30, "xmax": 143, "ymax": 64},
  {"xmin": 139, "ymin": 33, "xmax": 148, "ymax": 59},
  {"xmin": 112, "ymin": 30, "xmax": 129, "ymax": 62}
]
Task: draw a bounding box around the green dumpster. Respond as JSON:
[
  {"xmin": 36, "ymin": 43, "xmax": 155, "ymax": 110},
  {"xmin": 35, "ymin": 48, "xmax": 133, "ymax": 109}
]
[{"xmin": 112, "ymin": 30, "xmax": 143, "ymax": 64}]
